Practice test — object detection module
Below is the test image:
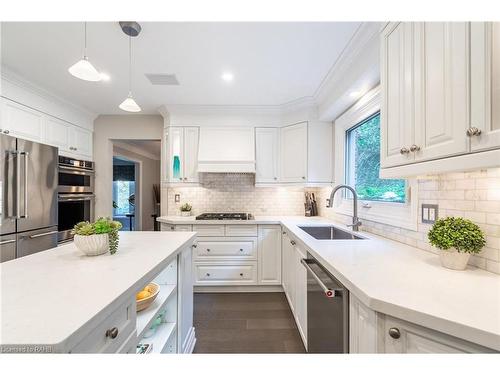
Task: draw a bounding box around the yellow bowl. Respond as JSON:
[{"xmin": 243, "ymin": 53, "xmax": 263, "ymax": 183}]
[{"xmin": 136, "ymin": 282, "xmax": 160, "ymax": 312}]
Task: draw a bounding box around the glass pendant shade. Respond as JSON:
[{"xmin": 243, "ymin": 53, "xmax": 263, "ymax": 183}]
[
  {"xmin": 68, "ymin": 56, "xmax": 102, "ymax": 82},
  {"xmin": 119, "ymin": 94, "xmax": 141, "ymax": 112}
]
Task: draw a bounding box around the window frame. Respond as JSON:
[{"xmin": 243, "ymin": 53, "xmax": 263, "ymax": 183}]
[{"xmin": 333, "ymin": 86, "xmax": 418, "ymax": 231}]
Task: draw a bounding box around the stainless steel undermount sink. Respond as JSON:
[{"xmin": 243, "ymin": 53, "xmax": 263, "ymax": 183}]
[{"xmin": 298, "ymin": 226, "xmax": 366, "ymax": 240}]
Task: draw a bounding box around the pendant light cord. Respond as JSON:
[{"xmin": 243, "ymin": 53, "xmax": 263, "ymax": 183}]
[
  {"xmin": 129, "ymin": 35, "xmax": 132, "ymax": 95},
  {"xmin": 84, "ymin": 22, "xmax": 87, "ymax": 57}
]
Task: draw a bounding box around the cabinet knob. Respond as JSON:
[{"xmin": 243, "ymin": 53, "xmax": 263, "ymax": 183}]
[
  {"xmin": 206, "ymin": 248, "xmax": 210, "ymax": 252},
  {"xmin": 170, "ymin": 226, "xmax": 175, "ymax": 230},
  {"xmin": 466, "ymin": 127, "xmax": 482, "ymax": 137},
  {"xmin": 184, "ymin": 177, "xmax": 187, "ymax": 181},
  {"xmin": 409, "ymin": 144, "xmax": 420, "ymax": 152},
  {"xmin": 239, "ymin": 248, "xmax": 244, "ymax": 252},
  {"xmin": 399, "ymin": 147, "xmax": 410, "ymax": 155},
  {"xmin": 274, "ymin": 177, "xmax": 278, "ymax": 180},
  {"xmin": 3, "ymin": 130, "xmax": 10, "ymax": 134},
  {"xmin": 282, "ymin": 231, "xmax": 287, "ymax": 235},
  {"xmin": 192, "ymin": 243, "xmax": 197, "ymax": 248},
  {"xmin": 290, "ymin": 240, "xmax": 296, "ymax": 246},
  {"xmin": 105, "ymin": 327, "xmax": 119, "ymax": 339},
  {"xmin": 388, "ymin": 327, "xmax": 401, "ymax": 339},
  {"xmin": 239, "ymin": 273, "xmax": 244, "ymax": 277},
  {"xmin": 206, "ymin": 273, "xmax": 210, "ymax": 277},
  {"xmin": 301, "ymin": 176, "xmax": 306, "ymax": 180}
]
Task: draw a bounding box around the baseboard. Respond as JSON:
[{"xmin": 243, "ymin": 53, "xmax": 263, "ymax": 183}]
[
  {"xmin": 182, "ymin": 327, "xmax": 196, "ymax": 354},
  {"xmin": 194, "ymin": 285, "xmax": 284, "ymax": 293}
]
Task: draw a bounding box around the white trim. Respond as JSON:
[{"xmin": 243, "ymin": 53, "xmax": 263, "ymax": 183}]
[
  {"xmin": 333, "ymin": 86, "xmax": 418, "ymax": 231},
  {"xmin": 113, "ymin": 140, "xmax": 161, "ymax": 161},
  {"xmin": 182, "ymin": 327, "xmax": 196, "ymax": 354}
]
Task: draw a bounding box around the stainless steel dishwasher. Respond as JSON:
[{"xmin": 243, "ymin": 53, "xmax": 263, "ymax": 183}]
[{"xmin": 301, "ymin": 254, "xmax": 349, "ymax": 353}]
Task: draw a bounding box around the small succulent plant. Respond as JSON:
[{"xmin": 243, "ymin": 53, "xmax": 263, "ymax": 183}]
[
  {"xmin": 180, "ymin": 203, "xmax": 192, "ymax": 212},
  {"xmin": 72, "ymin": 217, "xmax": 123, "ymax": 254}
]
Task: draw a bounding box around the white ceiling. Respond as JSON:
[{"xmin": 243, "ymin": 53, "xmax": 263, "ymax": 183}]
[{"xmin": 1, "ymin": 22, "xmax": 361, "ymax": 114}]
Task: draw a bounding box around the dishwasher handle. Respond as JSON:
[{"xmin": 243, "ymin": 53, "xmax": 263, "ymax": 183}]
[{"xmin": 301, "ymin": 258, "xmax": 343, "ymax": 298}]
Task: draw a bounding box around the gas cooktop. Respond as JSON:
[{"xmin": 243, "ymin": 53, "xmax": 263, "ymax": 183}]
[{"xmin": 195, "ymin": 213, "xmax": 252, "ymax": 220}]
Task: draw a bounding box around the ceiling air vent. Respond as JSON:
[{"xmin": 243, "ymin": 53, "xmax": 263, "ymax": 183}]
[{"xmin": 145, "ymin": 73, "xmax": 180, "ymax": 86}]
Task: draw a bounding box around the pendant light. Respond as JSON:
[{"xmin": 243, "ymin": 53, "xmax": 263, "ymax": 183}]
[
  {"xmin": 119, "ymin": 31, "xmax": 141, "ymax": 112},
  {"xmin": 68, "ymin": 22, "xmax": 101, "ymax": 82}
]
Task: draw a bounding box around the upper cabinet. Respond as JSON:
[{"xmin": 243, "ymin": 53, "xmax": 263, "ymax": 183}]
[
  {"xmin": 280, "ymin": 122, "xmax": 308, "ymax": 183},
  {"xmin": 1, "ymin": 97, "xmax": 93, "ymax": 160},
  {"xmin": 470, "ymin": 22, "xmax": 500, "ymax": 152},
  {"xmin": 380, "ymin": 22, "xmax": 500, "ymax": 177},
  {"xmin": 166, "ymin": 126, "xmax": 199, "ymax": 184},
  {"xmin": 255, "ymin": 127, "xmax": 280, "ymax": 183}
]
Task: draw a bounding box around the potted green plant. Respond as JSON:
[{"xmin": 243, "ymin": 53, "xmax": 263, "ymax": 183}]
[
  {"xmin": 72, "ymin": 217, "xmax": 123, "ymax": 256},
  {"xmin": 427, "ymin": 217, "xmax": 486, "ymax": 270},
  {"xmin": 180, "ymin": 203, "xmax": 192, "ymax": 217}
]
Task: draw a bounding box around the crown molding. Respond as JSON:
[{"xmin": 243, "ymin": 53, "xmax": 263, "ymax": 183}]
[{"xmin": 1, "ymin": 65, "xmax": 97, "ymax": 121}]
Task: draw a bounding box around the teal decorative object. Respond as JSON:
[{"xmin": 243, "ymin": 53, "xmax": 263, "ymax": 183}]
[{"xmin": 173, "ymin": 155, "xmax": 181, "ymax": 179}]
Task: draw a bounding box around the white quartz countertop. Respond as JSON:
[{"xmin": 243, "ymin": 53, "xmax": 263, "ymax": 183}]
[
  {"xmin": 159, "ymin": 215, "xmax": 500, "ymax": 350},
  {"xmin": 157, "ymin": 215, "xmax": 283, "ymax": 225},
  {"xmin": 0, "ymin": 231, "xmax": 196, "ymax": 350}
]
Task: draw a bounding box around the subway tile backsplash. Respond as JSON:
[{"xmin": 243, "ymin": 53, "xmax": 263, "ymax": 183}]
[
  {"xmin": 162, "ymin": 169, "xmax": 500, "ymax": 275},
  {"xmin": 314, "ymin": 167, "xmax": 500, "ymax": 275}
]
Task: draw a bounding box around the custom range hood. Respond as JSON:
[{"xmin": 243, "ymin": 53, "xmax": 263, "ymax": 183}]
[{"xmin": 197, "ymin": 127, "xmax": 256, "ymax": 173}]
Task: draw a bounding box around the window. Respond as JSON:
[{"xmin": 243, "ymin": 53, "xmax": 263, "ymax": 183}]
[{"xmin": 345, "ymin": 113, "xmax": 406, "ymax": 203}]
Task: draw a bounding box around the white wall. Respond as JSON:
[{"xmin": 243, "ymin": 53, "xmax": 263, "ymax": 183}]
[
  {"xmin": 93, "ymin": 115, "xmax": 163, "ymax": 219},
  {"xmin": 113, "ymin": 145, "xmax": 160, "ymax": 231}
]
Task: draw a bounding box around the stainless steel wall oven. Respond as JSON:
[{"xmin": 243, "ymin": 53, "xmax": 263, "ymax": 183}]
[{"xmin": 57, "ymin": 156, "xmax": 95, "ymax": 243}]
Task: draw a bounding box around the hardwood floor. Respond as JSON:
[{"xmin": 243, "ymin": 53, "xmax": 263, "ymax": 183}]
[{"xmin": 193, "ymin": 292, "xmax": 306, "ymax": 354}]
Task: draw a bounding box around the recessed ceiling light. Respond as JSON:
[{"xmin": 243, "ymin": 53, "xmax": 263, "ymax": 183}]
[
  {"xmin": 221, "ymin": 72, "xmax": 234, "ymax": 82},
  {"xmin": 100, "ymin": 72, "xmax": 111, "ymax": 81}
]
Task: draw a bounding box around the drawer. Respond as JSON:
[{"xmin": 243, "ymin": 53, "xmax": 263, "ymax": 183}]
[
  {"xmin": 193, "ymin": 224, "xmax": 225, "ymax": 236},
  {"xmin": 194, "ymin": 237, "xmax": 257, "ymax": 260},
  {"xmin": 194, "ymin": 262, "xmax": 258, "ymax": 285},
  {"xmin": 118, "ymin": 330, "xmax": 138, "ymax": 354},
  {"xmin": 161, "ymin": 223, "xmax": 175, "ymax": 231},
  {"xmin": 225, "ymin": 224, "xmax": 258, "ymax": 237},
  {"xmin": 175, "ymin": 224, "xmax": 193, "ymax": 231},
  {"xmin": 70, "ymin": 297, "xmax": 136, "ymax": 353}
]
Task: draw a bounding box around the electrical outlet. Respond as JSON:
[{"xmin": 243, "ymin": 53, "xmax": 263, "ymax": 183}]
[
  {"xmin": 174, "ymin": 194, "xmax": 180, "ymax": 203},
  {"xmin": 422, "ymin": 204, "xmax": 438, "ymax": 224}
]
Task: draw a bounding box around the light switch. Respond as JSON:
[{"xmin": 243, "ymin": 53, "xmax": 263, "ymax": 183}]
[
  {"xmin": 174, "ymin": 194, "xmax": 180, "ymax": 203},
  {"xmin": 422, "ymin": 204, "xmax": 438, "ymax": 224}
]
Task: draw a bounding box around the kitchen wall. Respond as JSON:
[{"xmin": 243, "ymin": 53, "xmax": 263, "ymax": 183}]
[
  {"xmin": 313, "ymin": 167, "xmax": 500, "ymax": 274},
  {"xmin": 93, "ymin": 115, "xmax": 163, "ymax": 219},
  {"xmin": 165, "ymin": 173, "xmax": 305, "ymax": 216}
]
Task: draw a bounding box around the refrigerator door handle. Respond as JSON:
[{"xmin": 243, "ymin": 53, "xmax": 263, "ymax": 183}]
[
  {"xmin": 20, "ymin": 151, "xmax": 29, "ymax": 219},
  {"xmin": 0, "ymin": 239, "xmax": 16, "ymax": 246},
  {"xmin": 14, "ymin": 150, "xmax": 21, "ymax": 219}
]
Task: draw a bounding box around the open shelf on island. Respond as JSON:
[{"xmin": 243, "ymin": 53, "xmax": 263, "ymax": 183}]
[
  {"xmin": 136, "ymin": 284, "xmax": 177, "ymax": 339},
  {"xmin": 139, "ymin": 322, "xmax": 177, "ymax": 354}
]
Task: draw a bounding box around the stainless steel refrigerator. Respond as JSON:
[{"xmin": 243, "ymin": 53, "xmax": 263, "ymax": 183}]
[{"xmin": 1, "ymin": 134, "xmax": 58, "ymax": 262}]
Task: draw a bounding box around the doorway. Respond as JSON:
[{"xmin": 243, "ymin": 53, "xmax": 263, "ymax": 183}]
[{"xmin": 112, "ymin": 156, "xmax": 139, "ymax": 231}]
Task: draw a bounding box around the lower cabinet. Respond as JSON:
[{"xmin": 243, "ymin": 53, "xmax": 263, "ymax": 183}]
[
  {"xmin": 258, "ymin": 225, "xmax": 282, "ymax": 285},
  {"xmin": 349, "ymin": 294, "xmax": 380, "ymax": 353}
]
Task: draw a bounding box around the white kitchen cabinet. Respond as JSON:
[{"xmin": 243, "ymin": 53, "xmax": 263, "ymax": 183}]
[
  {"xmin": 45, "ymin": 116, "xmax": 72, "ymax": 152},
  {"xmin": 293, "ymin": 243, "xmax": 307, "ymax": 346},
  {"xmin": 1, "ymin": 97, "xmax": 44, "ymax": 142},
  {"xmin": 281, "ymin": 230, "xmax": 296, "ymax": 310},
  {"xmin": 381, "ymin": 22, "xmax": 469, "ymax": 167},
  {"xmin": 280, "ymin": 122, "xmax": 307, "ymax": 183},
  {"xmin": 382, "ymin": 315, "xmax": 492, "ymax": 353},
  {"xmin": 257, "ymin": 225, "xmax": 282, "ymax": 285},
  {"xmin": 413, "ymin": 22, "xmax": 469, "ymax": 162},
  {"xmin": 306, "ymin": 121, "xmax": 333, "ymax": 184},
  {"xmin": 349, "ymin": 294, "xmax": 380, "ymax": 353},
  {"xmin": 167, "ymin": 126, "xmax": 199, "ymax": 184},
  {"xmin": 255, "ymin": 127, "xmax": 280, "ymax": 183},
  {"xmin": 470, "ymin": 22, "xmax": 500, "ymax": 152},
  {"xmin": 178, "ymin": 242, "xmax": 195, "ymax": 353},
  {"xmin": 70, "ymin": 125, "xmax": 93, "ymax": 158}
]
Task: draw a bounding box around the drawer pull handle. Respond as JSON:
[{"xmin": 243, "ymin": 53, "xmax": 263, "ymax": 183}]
[
  {"xmin": 239, "ymin": 248, "xmax": 244, "ymax": 252},
  {"xmin": 290, "ymin": 240, "xmax": 296, "ymax": 246},
  {"xmin": 105, "ymin": 327, "xmax": 119, "ymax": 339},
  {"xmin": 192, "ymin": 244, "xmax": 197, "ymax": 248},
  {"xmin": 206, "ymin": 273, "xmax": 210, "ymax": 277},
  {"xmin": 239, "ymin": 273, "xmax": 244, "ymax": 277},
  {"xmin": 388, "ymin": 327, "xmax": 400, "ymax": 339},
  {"xmin": 206, "ymin": 248, "xmax": 211, "ymax": 252}
]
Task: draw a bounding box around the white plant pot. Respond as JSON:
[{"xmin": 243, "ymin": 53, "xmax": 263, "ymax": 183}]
[
  {"xmin": 438, "ymin": 248, "xmax": 471, "ymax": 270},
  {"xmin": 74, "ymin": 234, "xmax": 109, "ymax": 256},
  {"xmin": 180, "ymin": 211, "xmax": 191, "ymax": 217}
]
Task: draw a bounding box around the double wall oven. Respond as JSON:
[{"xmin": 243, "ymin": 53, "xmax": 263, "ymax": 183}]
[{"xmin": 58, "ymin": 156, "xmax": 95, "ymax": 243}]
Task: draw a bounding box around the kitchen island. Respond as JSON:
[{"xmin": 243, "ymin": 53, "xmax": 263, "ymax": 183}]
[{"xmin": 0, "ymin": 231, "xmax": 196, "ymax": 354}]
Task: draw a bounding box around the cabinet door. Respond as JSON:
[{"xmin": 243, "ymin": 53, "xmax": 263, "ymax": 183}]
[
  {"xmin": 380, "ymin": 22, "xmax": 416, "ymax": 168},
  {"xmin": 383, "ymin": 316, "xmax": 490, "ymax": 353},
  {"xmin": 45, "ymin": 116, "xmax": 72, "ymax": 152},
  {"xmin": 168, "ymin": 127, "xmax": 184, "ymax": 182},
  {"xmin": 294, "ymin": 245, "xmax": 307, "ymax": 346},
  {"xmin": 71, "ymin": 126, "xmax": 93, "ymax": 158},
  {"xmin": 178, "ymin": 245, "xmax": 194, "ymax": 353},
  {"xmin": 280, "ymin": 122, "xmax": 307, "ymax": 183},
  {"xmin": 257, "ymin": 225, "xmax": 282, "ymax": 285},
  {"xmin": 413, "ymin": 22, "xmax": 470, "ymax": 161},
  {"xmin": 281, "ymin": 231, "xmax": 289, "ymax": 295},
  {"xmin": 349, "ymin": 294, "xmax": 379, "ymax": 353},
  {"xmin": 183, "ymin": 127, "xmax": 199, "ymax": 182},
  {"xmin": 1, "ymin": 98, "xmax": 44, "ymax": 142},
  {"xmin": 470, "ymin": 22, "xmax": 500, "ymax": 151},
  {"xmin": 255, "ymin": 128, "xmax": 279, "ymax": 183}
]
